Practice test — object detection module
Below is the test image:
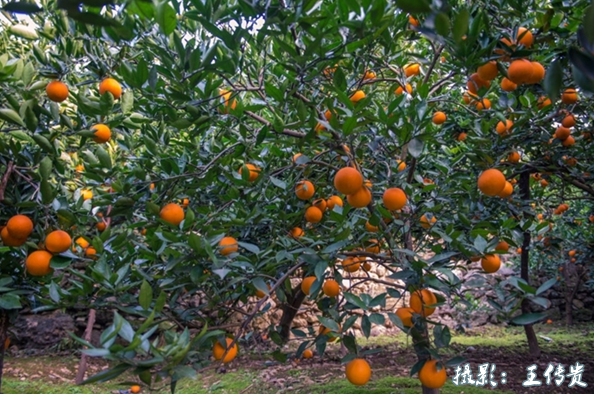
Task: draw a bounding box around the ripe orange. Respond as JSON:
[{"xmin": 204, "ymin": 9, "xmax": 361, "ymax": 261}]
[
  {"xmin": 301, "ymin": 276, "xmax": 317, "ymax": 295},
  {"xmin": 396, "ymin": 307, "xmax": 415, "ymax": 327},
  {"xmin": 537, "ymin": 96, "xmax": 552, "ymax": 109},
  {"xmin": 350, "ymin": 90, "xmax": 366, "ymax": 103},
  {"xmin": 432, "ymin": 111, "xmax": 446, "ymax": 125},
  {"xmin": 238, "ymin": 163, "xmax": 260, "ymax": 182},
  {"xmin": 470, "ymin": 256, "xmax": 481, "ymax": 262},
  {"xmin": 561, "ymin": 88, "xmax": 578, "ymax": 104},
  {"xmin": 45, "ymin": 230, "xmax": 72, "ymax": 253},
  {"xmin": 290, "ymin": 227, "xmax": 304, "ymax": 238},
  {"xmin": 220, "ymin": 89, "xmax": 237, "ymax": 112},
  {"xmin": 303, "ymin": 349, "xmax": 313, "ymax": 359},
  {"xmin": 85, "ymin": 247, "xmax": 97, "ymax": 258},
  {"xmin": 507, "ymin": 151, "xmax": 520, "ymax": 163},
  {"xmin": 457, "ymin": 132, "xmax": 467, "ymax": 141},
  {"xmin": 75, "ymin": 237, "xmax": 90, "ymax": 249},
  {"xmin": 346, "ymin": 187, "xmax": 372, "ymax": 208},
  {"xmin": 555, "ymin": 126, "xmax": 571, "ymax": 140},
  {"xmin": 322, "ymin": 279, "xmax": 340, "ymax": 297},
  {"xmin": 498, "ymin": 181, "xmax": 513, "ymax": 198},
  {"xmin": 46, "ymin": 81, "xmax": 69, "ymax": 102},
  {"xmin": 81, "ymin": 189, "xmax": 93, "ymax": 200},
  {"xmin": 213, "ymin": 338, "xmax": 238, "ymax": 363},
  {"xmin": 475, "ymin": 98, "xmax": 491, "ymax": 111},
  {"xmin": 420, "ymin": 214, "xmax": 436, "ymax": 229},
  {"xmin": 517, "ymin": 27, "xmax": 534, "ymax": 48},
  {"xmin": 363, "ymin": 70, "xmax": 376, "ymax": 80},
  {"xmin": 305, "ymin": 206, "xmax": 323, "ymax": 223},
  {"xmin": 91, "ymin": 124, "xmax": 111, "ymax": 143},
  {"xmin": 312, "ymin": 199, "xmax": 327, "ymax": 212},
  {"xmin": 26, "ymin": 250, "xmax": 53, "ymax": 276},
  {"xmin": 481, "ymin": 254, "xmax": 501, "ymax": 273},
  {"xmin": 527, "ymin": 62, "xmax": 545, "ymax": 84},
  {"xmin": 96, "ymin": 222, "xmax": 107, "ymax": 232},
  {"xmin": 562, "ymin": 136, "xmax": 575, "ymax": 147},
  {"xmin": 419, "ymin": 359, "xmax": 447, "ymax": 389},
  {"xmin": 500, "ymin": 77, "xmax": 517, "ymax": 92},
  {"xmin": 562, "ymin": 115, "xmax": 575, "ymax": 128},
  {"xmin": 404, "ymin": 63, "xmax": 420, "ymax": 77},
  {"xmin": 408, "ymin": 15, "xmax": 420, "ymax": 27},
  {"xmin": 395, "ymin": 83, "xmax": 413, "ymax": 95},
  {"xmin": 345, "ymin": 358, "xmax": 371, "ymax": 386},
  {"xmin": 507, "ymin": 59, "xmax": 534, "ymax": 84},
  {"xmin": 410, "ymin": 289, "xmax": 437, "ymax": 317},
  {"xmin": 334, "ymin": 167, "xmax": 363, "ymax": 195},
  {"xmin": 295, "ymin": 180, "xmax": 315, "ymax": 200},
  {"xmin": 160, "ymin": 203, "xmax": 184, "ymax": 226},
  {"xmin": 568, "ymin": 250, "xmax": 576, "ymax": 257},
  {"xmin": 341, "ymin": 257, "xmax": 361, "ymax": 273},
  {"xmin": 99, "ymin": 78, "xmax": 122, "ymax": 100},
  {"xmin": 495, "ymin": 241, "xmax": 509, "ymax": 252},
  {"xmin": 362, "ymin": 261, "xmax": 372, "ymax": 271},
  {"xmin": 477, "ymin": 61, "xmax": 498, "ymax": 81},
  {"xmin": 365, "ymin": 239, "xmax": 380, "ymax": 254},
  {"xmin": 396, "ymin": 160, "xmax": 406, "ymax": 172},
  {"xmin": 365, "ymin": 221, "xmax": 378, "ymax": 232},
  {"xmin": 517, "ymin": 248, "xmax": 522, "ymax": 254},
  {"xmin": 477, "ymin": 169, "xmax": 506, "ymax": 196},
  {"xmin": 182, "ymin": 198, "xmax": 190, "ymax": 208},
  {"xmin": 1, "ymin": 226, "xmax": 26, "ymax": 247},
  {"xmin": 319, "ymin": 325, "xmax": 340, "ymax": 342},
  {"xmin": 75, "ymin": 164, "xmax": 84, "ymax": 173},
  {"xmin": 6, "ymin": 215, "xmax": 33, "ymax": 239},
  {"xmin": 326, "ymin": 195, "xmax": 343, "ymax": 211},
  {"xmin": 496, "ymin": 119, "xmax": 513, "ymax": 136},
  {"xmin": 467, "ymin": 73, "xmax": 490, "ymax": 93},
  {"xmin": 130, "ymin": 386, "xmax": 141, "ymax": 393},
  {"xmin": 383, "ymin": 188, "xmax": 407, "ymax": 211},
  {"xmin": 219, "ymin": 236, "xmax": 238, "ymax": 256},
  {"xmin": 255, "ymin": 284, "xmax": 270, "ymax": 298}
]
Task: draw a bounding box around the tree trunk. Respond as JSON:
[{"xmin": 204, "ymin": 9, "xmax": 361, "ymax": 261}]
[
  {"xmin": 75, "ymin": 309, "xmax": 96, "ymax": 384},
  {"xmin": 410, "ymin": 327, "xmax": 440, "ymax": 394},
  {"xmin": 279, "ymin": 286, "xmax": 306, "ymax": 344},
  {"xmin": 0, "ymin": 309, "xmax": 10, "ymax": 394},
  {"xmin": 519, "ymin": 172, "xmax": 541, "ymax": 359}
]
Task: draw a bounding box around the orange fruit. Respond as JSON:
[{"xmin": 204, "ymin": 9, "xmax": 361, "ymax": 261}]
[
  {"xmin": 477, "ymin": 169, "xmax": 506, "ymax": 196},
  {"xmin": 363, "ymin": 70, "xmax": 376, "ymax": 80},
  {"xmin": 477, "ymin": 61, "xmax": 498, "ymax": 81},
  {"xmin": 517, "ymin": 248, "xmax": 522, "ymax": 254},
  {"xmin": 326, "ymin": 195, "xmax": 343, "ymax": 211},
  {"xmin": 562, "ymin": 136, "xmax": 575, "ymax": 147},
  {"xmin": 305, "ymin": 206, "xmax": 323, "ymax": 223},
  {"xmin": 290, "ymin": 227, "xmax": 304, "ymax": 238},
  {"xmin": 81, "ymin": 189, "xmax": 93, "ymax": 200},
  {"xmin": 295, "ymin": 180, "xmax": 315, "ymax": 200},
  {"xmin": 346, "ymin": 187, "xmax": 372, "ymax": 208},
  {"xmin": 301, "ymin": 276, "xmax": 317, "ymax": 295},
  {"xmin": 182, "ymin": 198, "xmax": 190, "ymax": 208},
  {"xmin": 537, "ymin": 96, "xmax": 552, "ymax": 109},
  {"xmin": 99, "ymin": 78, "xmax": 122, "ymax": 100},
  {"xmin": 46, "ymin": 81, "xmax": 69, "ymax": 102},
  {"xmin": 350, "ymin": 90, "xmax": 366, "ymax": 103},
  {"xmin": 26, "ymin": 250, "xmax": 53, "ymax": 276},
  {"xmin": 382, "ymin": 188, "xmax": 407, "ymax": 211},
  {"xmin": 85, "ymin": 247, "xmax": 97, "ymax": 258},
  {"xmin": 555, "ymin": 126, "xmax": 571, "ymax": 140},
  {"xmin": 474, "ymin": 98, "xmax": 491, "ymax": 111},
  {"xmin": 470, "ymin": 256, "xmax": 481, "ymax": 262},
  {"xmin": 420, "ymin": 214, "xmax": 436, "ymax": 229},
  {"xmin": 495, "ymin": 241, "xmax": 509, "ymax": 252},
  {"xmin": 130, "ymin": 386, "xmax": 141, "ymax": 393},
  {"xmin": 345, "ymin": 358, "xmax": 371, "ymax": 386},
  {"xmin": 303, "ymin": 349, "xmax": 313, "ymax": 359},
  {"xmin": 396, "ymin": 307, "xmax": 415, "ymax": 327},
  {"xmin": 500, "ymin": 77, "xmax": 517, "ymax": 92},
  {"xmin": 481, "ymin": 254, "xmax": 501, "ymax": 273},
  {"xmin": 507, "ymin": 59, "xmax": 534, "ymax": 84},
  {"xmin": 498, "ymin": 181, "xmax": 513, "ymax": 198},
  {"xmin": 213, "ymin": 338, "xmax": 238, "ymax": 363},
  {"xmin": 568, "ymin": 250, "xmax": 576, "ymax": 257},
  {"xmin": 365, "ymin": 239, "xmax": 380, "ymax": 254},
  {"xmin": 319, "ymin": 325, "xmax": 340, "ymax": 342},
  {"xmin": 467, "ymin": 73, "xmax": 490, "ymax": 93},
  {"xmin": 507, "ymin": 151, "xmax": 520, "ymax": 163},
  {"xmin": 75, "ymin": 164, "xmax": 84, "ymax": 173},
  {"xmin": 255, "ymin": 284, "xmax": 270, "ymax": 298},
  {"xmin": 527, "ymin": 62, "xmax": 545, "ymax": 84},
  {"xmin": 517, "ymin": 27, "xmax": 534, "ymax": 48},
  {"xmin": 419, "ymin": 359, "xmax": 447, "ymax": 389},
  {"xmin": 365, "ymin": 221, "xmax": 378, "ymax": 232},
  {"xmin": 341, "ymin": 257, "xmax": 361, "ymax": 273},
  {"xmin": 220, "ymin": 89, "xmax": 237, "ymax": 112},
  {"xmin": 404, "ymin": 63, "xmax": 420, "ymax": 77},
  {"xmin": 45, "ymin": 230, "xmax": 72, "ymax": 253},
  {"xmin": 96, "ymin": 222, "xmax": 107, "ymax": 232},
  {"xmin": 396, "ymin": 160, "xmax": 406, "ymax": 172},
  {"xmin": 408, "ymin": 15, "xmax": 420, "ymax": 27},
  {"xmin": 91, "ymin": 124, "xmax": 111, "ymax": 143},
  {"xmin": 562, "ymin": 115, "xmax": 575, "ymax": 128},
  {"xmin": 75, "ymin": 237, "xmax": 90, "ymax": 249},
  {"xmin": 362, "ymin": 261, "xmax": 372, "ymax": 271},
  {"xmin": 457, "ymin": 132, "xmax": 467, "ymax": 141},
  {"xmin": 6, "ymin": 214, "xmax": 33, "ymax": 239},
  {"xmin": 432, "ymin": 111, "xmax": 446, "ymax": 125},
  {"xmin": 410, "ymin": 289, "xmax": 437, "ymax": 317},
  {"xmin": 160, "ymin": 203, "xmax": 184, "ymax": 226},
  {"xmin": 334, "ymin": 167, "xmax": 363, "ymax": 195},
  {"xmin": 322, "ymin": 279, "xmax": 340, "ymax": 297},
  {"xmin": 219, "ymin": 237, "xmax": 238, "ymax": 256},
  {"xmin": 1, "ymin": 226, "xmax": 26, "ymax": 247},
  {"xmin": 238, "ymin": 163, "xmax": 260, "ymax": 182},
  {"xmin": 312, "ymin": 199, "xmax": 327, "ymax": 212},
  {"xmin": 395, "ymin": 83, "xmax": 413, "ymax": 95},
  {"xmin": 496, "ymin": 119, "xmax": 513, "ymax": 136},
  {"xmin": 561, "ymin": 88, "xmax": 578, "ymax": 104}
]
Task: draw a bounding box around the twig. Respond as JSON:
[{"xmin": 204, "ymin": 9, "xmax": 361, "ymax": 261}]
[{"xmin": 0, "ymin": 161, "xmax": 15, "ymax": 202}]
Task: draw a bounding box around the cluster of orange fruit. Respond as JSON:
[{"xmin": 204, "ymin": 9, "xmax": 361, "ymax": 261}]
[
  {"xmin": 553, "ymin": 203, "xmax": 570, "ymax": 215},
  {"xmin": 45, "ymin": 78, "xmax": 121, "ymax": 143},
  {"xmin": 477, "ymin": 168, "xmax": 513, "ymax": 199},
  {"xmin": 551, "ymin": 113, "xmax": 576, "ymax": 147},
  {"xmin": 295, "ymin": 179, "xmax": 343, "ymax": 224}
]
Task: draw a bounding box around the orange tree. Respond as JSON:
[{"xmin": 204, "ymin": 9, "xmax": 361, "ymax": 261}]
[{"xmin": 1, "ymin": 0, "xmax": 594, "ymax": 393}]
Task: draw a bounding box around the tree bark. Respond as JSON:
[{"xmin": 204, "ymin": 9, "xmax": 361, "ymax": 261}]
[
  {"xmin": 279, "ymin": 286, "xmax": 306, "ymax": 344},
  {"xmin": 0, "ymin": 309, "xmax": 10, "ymax": 394},
  {"xmin": 519, "ymin": 172, "xmax": 541, "ymax": 359},
  {"xmin": 75, "ymin": 309, "xmax": 96, "ymax": 384}
]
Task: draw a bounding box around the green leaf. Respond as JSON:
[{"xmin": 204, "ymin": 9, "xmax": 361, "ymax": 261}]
[
  {"xmin": 139, "ymin": 280, "xmax": 153, "ymax": 310},
  {"xmin": 237, "ymin": 241, "xmax": 260, "ymax": 254},
  {"xmin": 0, "ymin": 108, "xmax": 26, "ymax": 127},
  {"xmin": 434, "ymin": 13, "xmax": 451, "ymax": 37},
  {"xmin": 536, "ymin": 278, "xmax": 557, "ymax": 295},
  {"xmin": 32, "ymin": 134, "xmax": 54, "ymax": 153},
  {"xmin": 40, "ymin": 180, "xmax": 54, "ymax": 204},
  {"xmin": 3, "ymin": 2, "xmax": 42, "ymax": 14},
  {"xmin": 445, "ymin": 356, "xmax": 466, "ymax": 367},
  {"xmin": 583, "ymin": 5, "xmax": 594, "ymax": 47},
  {"xmin": 81, "ymin": 364, "xmax": 131, "ymax": 385},
  {"xmin": 121, "ymin": 90, "xmax": 134, "ymax": 114},
  {"xmin": 96, "ymin": 146, "xmax": 112, "ymax": 169},
  {"xmin": 452, "ymin": 8, "xmax": 469, "ymax": 43},
  {"xmin": 0, "ymin": 293, "xmax": 21, "ymax": 309},
  {"xmin": 9, "ymin": 24, "xmax": 38, "ymax": 40},
  {"xmin": 39, "ymin": 156, "xmax": 52, "ymax": 181},
  {"xmin": 395, "ymin": 0, "xmax": 431, "ymax": 13},
  {"xmin": 49, "ymin": 282, "xmax": 60, "ymax": 303},
  {"xmin": 408, "ymin": 138, "xmax": 423, "ymax": 158},
  {"xmin": 317, "ymin": 316, "xmax": 340, "ymax": 332},
  {"xmin": 156, "ymin": 2, "xmax": 177, "ymax": 35},
  {"xmin": 511, "ymin": 312, "xmax": 547, "ymax": 326},
  {"xmin": 543, "ymin": 57, "xmax": 562, "ymax": 102}
]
